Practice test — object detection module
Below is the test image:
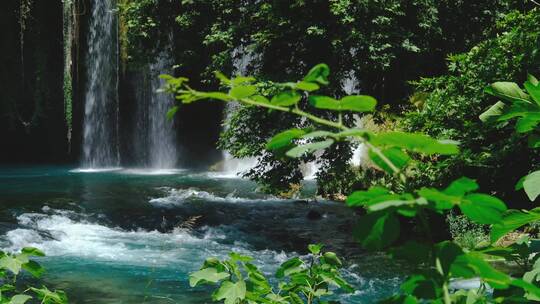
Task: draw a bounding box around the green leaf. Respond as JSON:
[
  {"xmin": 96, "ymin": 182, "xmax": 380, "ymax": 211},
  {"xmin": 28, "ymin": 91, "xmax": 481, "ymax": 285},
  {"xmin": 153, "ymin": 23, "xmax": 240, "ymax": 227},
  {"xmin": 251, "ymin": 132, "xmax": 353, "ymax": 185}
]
[
  {"xmin": 213, "ymin": 281, "xmax": 246, "ymax": 304},
  {"xmin": 295, "ymin": 81, "xmax": 320, "ymax": 92},
  {"xmin": 353, "ymin": 211, "xmax": 400, "ymax": 251},
  {"xmin": 288, "ymin": 292, "xmax": 304, "ymax": 304},
  {"xmin": 459, "ymin": 194, "xmax": 507, "ymax": 225},
  {"xmin": 368, "ymin": 147, "xmax": 410, "ymax": 174},
  {"xmin": 340, "ymin": 95, "xmax": 377, "ymax": 112},
  {"xmin": 30, "ymin": 287, "xmax": 68, "ymax": 304},
  {"xmin": 271, "ymin": 91, "xmax": 301, "ymax": 106},
  {"xmin": 308, "ymin": 95, "xmax": 377, "ymax": 112},
  {"xmin": 22, "ymin": 260, "xmax": 45, "ymax": 278},
  {"xmin": 371, "ymin": 132, "xmax": 459, "ymax": 155},
  {"xmin": 229, "ymin": 252, "xmax": 253, "ymax": 262},
  {"xmin": 303, "ymin": 64, "xmax": 330, "ymax": 85},
  {"xmin": 8, "ymin": 295, "xmax": 32, "ymax": 304},
  {"xmin": 309, "ymin": 95, "xmax": 340, "ymax": 110},
  {"xmin": 21, "ymin": 247, "xmax": 45, "ymax": 257},
  {"xmin": 322, "ymin": 252, "xmax": 342, "ymax": 267},
  {"xmin": 286, "ymin": 139, "xmax": 334, "ymax": 158},
  {"xmin": 480, "ymin": 101, "xmax": 507, "ymax": 122},
  {"xmin": 515, "ymin": 114, "xmax": 540, "ymax": 133},
  {"xmin": 523, "ymin": 170, "xmax": 540, "ymax": 201},
  {"xmin": 214, "ymin": 71, "xmax": 231, "ymax": 85},
  {"xmin": 0, "ymin": 256, "xmax": 22, "ymax": 275},
  {"xmin": 525, "ymin": 76, "xmax": 540, "ymax": 106},
  {"xmin": 189, "ymin": 267, "xmax": 229, "ymax": 287},
  {"xmin": 308, "ymin": 244, "xmax": 322, "ymax": 255},
  {"xmin": 266, "ymin": 129, "xmax": 306, "ymax": 150},
  {"xmin": 443, "ymin": 177, "xmax": 479, "ymax": 196},
  {"xmin": 301, "ymin": 131, "xmax": 334, "ymax": 139},
  {"xmin": 346, "ymin": 186, "xmax": 392, "ymax": 207},
  {"xmin": 485, "ymin": 82, "xmax": 530, "ymax": 103},
  {"xmin": 417, "ymin": 188, "xmax": 460, "ymax": 211},
  {"xmin": 490, "ymin": 208, "xmax": 540, "ymax": 243},
  {"xmin": 166, "ymin": 106, "xmax": 179, "ymax": 120},
  {"xmin": 230, "ymin": 85, "xmax": 257, "ymax": 99},
  {"xmin": 276, "ymin": 257, "xmax": 303, "ymax": 278}
]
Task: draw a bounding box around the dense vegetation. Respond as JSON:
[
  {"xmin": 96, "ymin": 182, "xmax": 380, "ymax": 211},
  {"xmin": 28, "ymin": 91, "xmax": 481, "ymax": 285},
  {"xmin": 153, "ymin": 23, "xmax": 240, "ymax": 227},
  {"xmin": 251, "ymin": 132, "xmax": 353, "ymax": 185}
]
[
  {"xmin": 163, "ymin": 62, "xmax": 540, "ymax": 303},
  {"xmin": 3, "ymin": 1, "xmax": 540, "ymax": 303},
  {"xmin": 117, "ymin": 0, "xmax": 536, "ymax": 196}
]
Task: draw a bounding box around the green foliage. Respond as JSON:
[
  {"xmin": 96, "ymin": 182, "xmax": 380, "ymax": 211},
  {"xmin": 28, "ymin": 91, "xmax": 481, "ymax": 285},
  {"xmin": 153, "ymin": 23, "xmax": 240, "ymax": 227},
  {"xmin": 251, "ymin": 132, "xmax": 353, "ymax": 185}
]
[
  {"xmin": 0, "ymin": 248, "xmax": 67, "ymax": 304},
  {"xmin": 189, "ymin": 245, "xmax": 352, "ymax": 304},
  {"xmin": 166, "ymin": 62, "xmax": 540, "ymax": 303},
  {"xmin": 401, "ymin": 9, "xmax": 540, "ymax": 202}
]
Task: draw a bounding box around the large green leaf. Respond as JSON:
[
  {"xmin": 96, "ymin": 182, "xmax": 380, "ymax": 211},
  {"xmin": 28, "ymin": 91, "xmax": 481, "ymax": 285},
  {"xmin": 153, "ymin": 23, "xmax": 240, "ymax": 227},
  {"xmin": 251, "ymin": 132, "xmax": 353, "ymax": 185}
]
[
  {"xmin": 523, "ymin": 170, "xmax": 540, "ymax": 201},
  {"xmin": 443, "ymin": 177, "xmax": 479, "ymax": 196},
  {"xmin": 295, "ymin": 81, "xmax": 320, "ymax": 92},
  {"xmin": 213, "ymin": 281, "xmax": 246, "ymax": 304},
  {"xmin": 340, "ymin": 95, "xmax": 377, "ymax": 112},
  {"xmin": 354, "ymin": 211, "xmax": 400, "ymax": 251},
  {"xmin": 308, "ymin": 95, "xmax": 376, "ymax": 112},
  {"xmin": 271, "ymin": 91, "xmax": 301, "ymax": 106},
  {"xmin": 189, "ymin": 267, "xmax": 229, "ymax": 287},
  {"xmin": 417, "ymin": 188, "xmax": 460, "ymax": 211},
  {"xmin": 21, "ymin": 247, "xmax": 45, "ymax": 257},
  {"xmin": 368, "ymin": 147, "xmax": 410, "ymax": 174},
  {"xmin": 479, "ymin": 101, "xmax": 507, "ymax": 122},
  {"xmin": 276, "ymin": 257, "xmax": 303, "ymax": 278},
  {"xmin": 515, "ymin": 114, "xmax": 540, "ymax": 133},
  {"xmin": 308, "ymin": 95, "xmax": 339, "ymax": 110},
  {"xmin": 459, "ymin": 194, "xmax": 507, "ymax": 224},
  {"xmin": 371, "ymin": 132, "xmax": 459, "ymax": 155},
  {"xmin": 8, "ymin": 295, "xmax": 32, "ymax": 304},
  {"xmin": 346, "ymin": 186, "xmax": 394, "ymax": 207},
  {"xmin": 230, "ymin": 85, "xmax": 257, "ymax": 99},
  {"xmin": 525, "ymin": 75, "xmax": 540, "ymax": 106},
  {"xmin": 485, "ymin": 82, "xmax": 530, "ymax": 103},
  {"xmin": 266, "ymin": 129, "xmax": 306, "ymax": 150},
  {"xmin": 0, "ymin": 256, "xmax": 22, "ymax": 275},
  {"xmin": 490, "ymin": 208, "xmax": 540, "ymax": 243},
  {"xmin": 303, "ymin": 64, "xmax": 330, "ymax": 85},
  {"xmin": 285, "ymin": 139, "xmax": 334, "ymax": 158}
]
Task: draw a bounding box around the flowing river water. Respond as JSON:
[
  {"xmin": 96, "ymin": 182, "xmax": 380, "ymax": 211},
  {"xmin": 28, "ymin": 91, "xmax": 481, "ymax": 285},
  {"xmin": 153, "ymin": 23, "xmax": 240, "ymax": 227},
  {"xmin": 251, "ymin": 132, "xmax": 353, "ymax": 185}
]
[{"xmin": 0, "ymin": 166, "xmax": 405, "ymax": 303}]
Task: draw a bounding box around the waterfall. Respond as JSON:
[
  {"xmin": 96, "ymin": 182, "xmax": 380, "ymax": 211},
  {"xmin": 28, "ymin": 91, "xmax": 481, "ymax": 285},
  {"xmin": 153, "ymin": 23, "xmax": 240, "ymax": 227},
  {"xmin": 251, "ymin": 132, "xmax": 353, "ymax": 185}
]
[
  {"xmin": 341, "ymin": 67, "xmax": 364, "ymax": 167},
  {"xmin": 147, "ymin": 52, "xmax": 177, "ymax": 168},
  {"xmin": 220, "ymin": 45, "xmax": 259, "ymax": 176},
  {"xmin": 81, "ymin": 0, "xmax": 119, "ymax": 168}
]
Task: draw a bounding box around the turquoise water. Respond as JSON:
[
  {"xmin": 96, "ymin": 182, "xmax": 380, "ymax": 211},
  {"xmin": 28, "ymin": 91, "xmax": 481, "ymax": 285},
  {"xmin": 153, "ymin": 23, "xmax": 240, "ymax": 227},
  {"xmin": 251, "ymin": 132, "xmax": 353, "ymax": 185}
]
[{"xmin": 0, "ymin": 166, "xmax": 404, "ymax": 303}]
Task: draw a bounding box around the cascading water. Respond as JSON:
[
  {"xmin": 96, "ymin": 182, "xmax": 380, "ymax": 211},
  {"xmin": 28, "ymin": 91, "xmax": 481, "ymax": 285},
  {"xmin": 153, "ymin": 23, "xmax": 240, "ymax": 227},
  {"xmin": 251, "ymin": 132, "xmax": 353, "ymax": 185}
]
[
  {"xmin": 220, "ymin": 45, "xmax": 260, "ymax": 176},
  {"xmin": 341, "ymin": 66, "xmax": 365, "ymax": 167},
  {"xmin": 131, "ymin": 47, "xmax": 178, "ymax": 169},
  {"xmin": 148, "ymin": 51, "xmax": 177, "ymax": 169},
  {"xmin": 81, "ymin": 0, "xmax": 120, "ymax": 169}
]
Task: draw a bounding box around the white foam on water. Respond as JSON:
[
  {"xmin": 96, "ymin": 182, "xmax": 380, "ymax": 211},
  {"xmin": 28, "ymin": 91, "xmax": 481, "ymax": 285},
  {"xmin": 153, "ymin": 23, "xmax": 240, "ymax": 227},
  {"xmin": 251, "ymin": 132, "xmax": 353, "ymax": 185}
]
[
  {"xmin": 70, "ymin": 167, "xmax": 123, "ymax": 173},
  {"xmin": 119, "ymin": 168, "xmax": 185, "ymax": 176},
  {"xmin": 149, "ymin": 188, "xmax": 287, "ymax": 207},
  {"xmin": 2, "ymin": 209, "xmax": 291, "ymax": 272}
]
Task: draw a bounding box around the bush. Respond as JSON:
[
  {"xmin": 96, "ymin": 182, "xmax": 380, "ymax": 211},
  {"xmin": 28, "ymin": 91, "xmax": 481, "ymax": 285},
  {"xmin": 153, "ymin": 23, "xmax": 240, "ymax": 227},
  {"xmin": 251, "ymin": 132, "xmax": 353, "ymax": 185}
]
[{"xmin": 400, "ymin": 9, "xmax": 540, "ymax": 204}]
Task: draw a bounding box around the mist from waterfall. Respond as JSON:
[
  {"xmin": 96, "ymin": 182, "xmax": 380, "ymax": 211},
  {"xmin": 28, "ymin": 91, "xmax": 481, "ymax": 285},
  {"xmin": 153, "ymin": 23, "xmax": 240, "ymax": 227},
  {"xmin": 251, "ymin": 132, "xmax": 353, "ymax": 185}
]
[
  {"xmin": 341, "ymin": 67, "xmax": 364, "ymax": 167},
  {"xmin": 132, "ymin": 48, "xmax": 178, "ymax": 169},
  {"xmin": 148, "ymin": 52, "xmax": 177, "ymax": 168},
  {"xmin": 81, "ymin": 0, "xmax": 119, "ymax": 168},
  {"xmin": 220, "ymin": 45, "xmax": 260, "ymax": 176}
]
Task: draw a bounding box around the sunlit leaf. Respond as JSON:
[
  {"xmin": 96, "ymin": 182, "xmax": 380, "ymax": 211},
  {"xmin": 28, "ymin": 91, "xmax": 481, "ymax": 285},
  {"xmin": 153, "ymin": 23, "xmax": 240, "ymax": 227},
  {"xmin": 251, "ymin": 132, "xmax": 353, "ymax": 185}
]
[
  {"xmin": 213, "ymin": 281, "xmax": 246, "ymax": 304},
  {"xmin": 230, "ymin": 85, "xmax": 257, "ymax": 99},
  {"xmin": 271, "ymin": 91, "xmax": 301, "ymax": 106},
  {"xmin": 371, "ymin": 132, "xmax": 459, "ymax": 155},
  {"xmin": 189, "ymin": 267, "xmax": 229, "ymax": 287},
  {"xmin": 523, "ymin": 170, "xmax": 540, "ymax": 201},
  {"xmin": 459, "ymin": 194, "xmax": 507, "ymax": 224},
  {"xmin": 368, "ymin": 147, "xmax": 410, "ymax": 174},
  {"xmin": 303, "ymin": 63, "xmax": 330, "ymax": 85},
  {"xmin": 266, "ymin": 129, "xmax": 306, "ymax": 150},
  {"xmin": 286, "ymin": 139, "xmax": 334, "ymax": 158},
  {"xmin": 340, "ymin": 95, "xmax": 377, "ymax": 112},
  {"xmin": 490, "ymin": 208, "xmax": 540, "ymax": 243}
]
